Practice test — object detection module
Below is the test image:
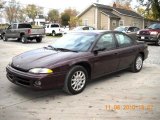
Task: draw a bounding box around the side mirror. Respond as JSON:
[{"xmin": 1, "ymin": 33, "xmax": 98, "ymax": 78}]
[{"xmin": 93, "ymin": 47, "xmax": 106, "ymax": 54}]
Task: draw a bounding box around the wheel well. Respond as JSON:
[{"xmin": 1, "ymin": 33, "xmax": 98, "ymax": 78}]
[
  {"xmin": 20, "ymin": 33, "xmax": 25, "ymax": 37},
  {"xmin": 139, "ymin": 52, "xmax": 144, "ymax": 60},
  {"xmin": 74, "ymin": 62, "xmax": 91, "ymax": 79}
]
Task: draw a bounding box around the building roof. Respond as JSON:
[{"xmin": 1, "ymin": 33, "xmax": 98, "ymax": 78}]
[
  {"xmin": 78, "ymin": 3, "xmax": 143, "ymax": 19},
  {"xmin": 113, "ymin": 8, "xmax": 143, "ymax": 18},
  {"xmin": 101, "ymin": 10, "xmax": 120, "ymax": 19}
]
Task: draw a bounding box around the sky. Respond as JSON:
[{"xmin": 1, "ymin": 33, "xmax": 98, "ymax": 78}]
[
  {"xmin": 5, "ymin": 0, "xmax": 138, "ymax": 15},
  {"xmin": 15, "ymin": 0, "xmax": 115, "ymax": 14}
]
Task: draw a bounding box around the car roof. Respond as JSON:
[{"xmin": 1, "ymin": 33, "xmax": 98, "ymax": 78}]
[{"xmin": 68, "ymin": 30, "xmax": 121, "ymax": 34}]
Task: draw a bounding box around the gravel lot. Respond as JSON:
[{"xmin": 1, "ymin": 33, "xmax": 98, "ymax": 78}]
[{"xmin": 0, "ymin": 37, "xmax": 160, "ymax": 120}]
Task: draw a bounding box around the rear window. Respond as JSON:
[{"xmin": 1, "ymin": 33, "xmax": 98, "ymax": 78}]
[
  {"xmin": 18, "ymin": 24, "xmax": 32, "ymax": 28},
  {"xmin": 51, "ymin": 24, "xmax": 59, "ymax": 28}
]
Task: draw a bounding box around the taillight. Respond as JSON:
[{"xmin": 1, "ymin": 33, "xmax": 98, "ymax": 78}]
[{"xmin": 28, "ymin": 29, "xmax": 31, "ymax": 34}]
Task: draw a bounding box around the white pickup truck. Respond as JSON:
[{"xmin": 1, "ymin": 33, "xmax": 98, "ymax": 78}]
[{"xmin": 45, "ymin": 23, "xmax": 69, "ymax": 36}]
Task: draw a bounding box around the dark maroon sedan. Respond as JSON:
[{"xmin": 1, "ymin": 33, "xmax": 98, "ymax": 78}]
[{"xmin": 6, "ymin": 31, "xmax": 148, "ymax": 94}]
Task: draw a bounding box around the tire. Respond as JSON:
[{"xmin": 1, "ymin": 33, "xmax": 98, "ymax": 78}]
[
  {"xmin": 21, "ymin": 36, "xmax": 27, "ymax": 43},
  {"xmin": 131, "ymin": 54, "xmax": 143, "ymax": 72},
  {"xmin": 1, "ymin": 34, "xmax": 4, "ymax": 39},
  {"xmin": 52, "ymin": 31, "xmax": 56, "ymax": 36},
  {"xmin": 156, "ymin": 37, "xmax": 160, "ymax": 46},
  {"xmin": 36, "ymin": 37, "xmax": 42, "ymax": 43},
  {"xmin": 63, "ymin": 65, "xmax": 88, "ymax": 95},
  {"xmin": 3, "ymin": 35, "xmax": 8, "ymax": 41}
]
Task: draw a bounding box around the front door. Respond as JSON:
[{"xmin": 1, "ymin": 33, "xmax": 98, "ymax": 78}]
[{"xmin": 91, "ymin": 33, "xmax": 119, "ymax": 78}]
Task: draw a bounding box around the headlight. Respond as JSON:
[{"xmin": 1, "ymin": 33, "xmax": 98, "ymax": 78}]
[
  {"xmin": 150, "ymin": 31, "xmax": 158, "ymax": 35},
  {"xmin": 137, "ymin": 31, "xmax": 140, "ymax": 34},
  {"xmin": 29, "ymin": 68, "xmax": 53, "ymax": 74}
]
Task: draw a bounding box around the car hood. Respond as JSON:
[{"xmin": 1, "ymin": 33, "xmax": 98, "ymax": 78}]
[{"xmin": 11, "ymin": 48, "xmax": 82, "ymax": 71}]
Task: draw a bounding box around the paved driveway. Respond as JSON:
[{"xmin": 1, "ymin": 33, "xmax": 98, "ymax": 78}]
[{"xmin": 0, "ymin": 38, "xmax": 160, "ymax": 120}]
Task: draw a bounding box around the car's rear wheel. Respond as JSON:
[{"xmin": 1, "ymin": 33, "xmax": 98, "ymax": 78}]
[
  {"xmin": 156, "ymin": 37, "xmax": 160, "ymax": 46},
  {"xmin": 131, "ymin": 54, "xmax": 143, "ymax": 72},
  {"xmin": 36, "ymin": 37, "xmax": 42, "ymax": 43},
  {"xmin": 52, "ymin": 31, "xmax": 56, "ymax": 36},
  {"xmin": 21, "ymin": 36, "xmax": 27, "ymax": 43},
  {"xmin": 3, "ymin": 35, "xmax": 8, "ymax": 41},
  {"xmin": 63, "ymin": 66, "xmax": 88, "ymax": 95}
]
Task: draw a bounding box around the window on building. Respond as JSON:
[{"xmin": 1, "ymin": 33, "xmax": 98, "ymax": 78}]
[
  {"xmin": 83, "ymin": 19, "xmax": 88, "ymax": 26},
  {"xmin": 112, "ymin": 20, "xmax": 116, "ymax": 26},
  {"xmin": 119, "ymin": 20, "xmax": 124, "ymax": 26}
]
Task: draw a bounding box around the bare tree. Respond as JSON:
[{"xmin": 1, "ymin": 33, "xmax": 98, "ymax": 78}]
[
  {"xmin": 25, "ymin": 4, "xmax": 43, "ymax": 25},
  {"xmin": 5, "ymin": 0, "xmax": 20, "ymax": 24}
]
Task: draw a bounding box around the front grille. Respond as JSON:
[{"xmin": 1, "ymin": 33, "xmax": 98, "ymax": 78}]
[
  {"xmin": 7, "ymin": 72, "xmax": 31, "ymax": 87},
  {"xmin": 11, "ymin": 64, "xmax": 28, "ymax": 72},
  {"xmin": 139, "ymin": 31, "xmax": 150, "ymax": 35}
]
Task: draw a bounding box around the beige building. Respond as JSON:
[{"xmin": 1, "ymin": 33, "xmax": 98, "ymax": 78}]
[{"xmin": 77, "ymin": 3, "xmax": 145, "ymax": 30}]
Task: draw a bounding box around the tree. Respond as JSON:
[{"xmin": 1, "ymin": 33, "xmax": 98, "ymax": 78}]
[
  {"xmin": 137, "ymin": 7, "xmax": 154, "ymax": 20},
  {"xmin": 61, "ymin": 8, "xmax": 79, "ymax": 27},
  {"xmin": 61, "ymin": 13, "xmax": 70, "ymax": 26},
  {"xmin": 47, "ymin": 9, "xmax": 59, "ymax": 23},
  {"xmin": 25, "ymin": 4, "xmax": 43, "ymax": 25},
  {"xmin": 0, "ymin": 0, "xmax": 5, "ymax": 9},
  {"xmin": 5, "ymin": 0, "xmax": 20, "ymax": 24},
  {"xmin": 137, "ymin": 0, "xmax": 160, "ymax": 20},
  {"xmin": 114, "ymin": 0, "xmax": 132, "ymax": 10}
]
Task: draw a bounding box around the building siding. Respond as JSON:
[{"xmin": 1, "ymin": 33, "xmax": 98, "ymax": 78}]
[
  {"xmin": 78, "ymin": 7, "xmax": 96, "ymax": 28},
  {"xmin": 112, "ymin": 11, "xmax": 143, "ymax": 29},
  {"xmin": 100, "ymin": 13, "xmax": 109, "ymax": 30}
]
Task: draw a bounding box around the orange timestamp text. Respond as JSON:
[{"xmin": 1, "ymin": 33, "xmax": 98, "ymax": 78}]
[{"xmin": 105, "ymin": 104, "xmax": 153, "ymax": 111}]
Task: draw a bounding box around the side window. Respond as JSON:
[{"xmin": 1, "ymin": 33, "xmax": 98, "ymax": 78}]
[
  {"xmin": 12, "ymin": 24, "xmax": 17, "ymax": 29},
  {"xmin": 127, "ymin": 27, "xmax": 135, "ymax": 32},
  {"xmin": 95, "ymin": 33, "xmax": 116, "ymax": 50},
  {"xmin": 83, "ymin": 27, "xmax": 89, "ymax": 30},
  {"xmin": 89, "ymin": 27, "xmax": 94, "ymax": 30},
  {"xmin": 115, "ymin": 33, "xmax": 133, "ymax": 47},
  {"xmin": 134, "ymin": 27, "xmax": 139, "ymax": 32}
]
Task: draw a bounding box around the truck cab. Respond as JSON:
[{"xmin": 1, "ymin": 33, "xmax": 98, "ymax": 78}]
[{"xmin": 137, "ymin": 23, "xmax": 160, "ymax": 46}]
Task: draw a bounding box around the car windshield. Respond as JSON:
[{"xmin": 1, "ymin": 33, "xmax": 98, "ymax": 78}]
[
  {"xmin": 51, "ymin": 33, "xmax": 97, "ymax": 52},
  {"xmin": 72, "ymin": 27, "xmax": 83, "ymax": 31},
  {"xmin": 115, "ymin": 26, "xmax": 128, "ymax": 32},
  {"xmin": 148, "ymin": 24, "xmax": 160, "ymax": 29}
]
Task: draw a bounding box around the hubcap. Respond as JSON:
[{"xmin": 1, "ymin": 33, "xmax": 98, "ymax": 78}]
[
  {"xmin": 158, "ymin": 38, "xmax": 160, "ymax": 45},
  {"xmin": 136, "ymin": 56, "xmax": 143, "ymax": 70},
  {"xmin": 21, "ymin": 37, "xmax": 24, "ymax": 42},
  {"xmin": 71, "ymin": 71, "xmax": 86, "ymax": 91}
]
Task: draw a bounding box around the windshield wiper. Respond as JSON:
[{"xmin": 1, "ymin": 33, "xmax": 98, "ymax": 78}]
[
  {"xmin": 56, "ymin": 48, "xmax": 78, "ymax": 52},
  {"xmin": 44, "ymin": 45, "xmax": 57, "ymax": 50}
]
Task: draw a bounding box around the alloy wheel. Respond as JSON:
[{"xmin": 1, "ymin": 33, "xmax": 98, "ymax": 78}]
[{"xmin": 71, "ymin": 71, "xmax": 86, "ymax": 91}]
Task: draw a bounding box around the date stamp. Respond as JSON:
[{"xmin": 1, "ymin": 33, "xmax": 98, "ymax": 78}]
[{"xmin": 105, "ymin": 104, "xmax": 153, "ymax": 111}]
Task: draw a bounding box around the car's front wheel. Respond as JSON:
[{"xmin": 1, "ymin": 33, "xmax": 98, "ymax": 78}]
[
  {"xmin": 156, "ymin": 37, "xmax": 160, "ymax": 46},
  {"xmin": 63, "ymin": 66, "xmax": 88, "ymax": 95},
  {"xmin": 36, "ymin": 37, "xmax": 42, "ymax": 43},
  {"xmin": 131, "ymin": 54, "xmax": 143, "ymax": 72}
]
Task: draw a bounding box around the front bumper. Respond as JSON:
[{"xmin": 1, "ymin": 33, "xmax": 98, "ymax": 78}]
[
  {"xmin": 6, "ymin": 65, "xmax": 66, "ymax": 89},
  {"xmin": 137, "ymin": 35, "xmax": 158, "ymax": 42}
]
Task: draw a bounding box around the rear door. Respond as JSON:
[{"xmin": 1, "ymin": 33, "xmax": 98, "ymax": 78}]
[
  {"xmin": 114, "ymin": 33, "xmax": 137, "ymax": 70},
  {"xmin": 91, "ymin": 33, "xmax": 119, "ymax": 78}
]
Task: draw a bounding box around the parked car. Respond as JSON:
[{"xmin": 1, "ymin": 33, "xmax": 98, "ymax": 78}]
[
  {"xmin": 0, "ymin": 28, "xmax": 5, "ymax": 39},
  {"xmin": 72, "ymin": 26, "xmax": 95, "ymax": 31},
  {"xmin": 114, "ymin": 26, "xmax": 140, "ymax": 33},
  {"xmin": 3, "ymin": 23, "xmax": 45, "ymax": 43},
  {"xmin": 137, "ymin": 23, "xmax": 160, "ymax": 46},
  {"xmin": 45, "ymin": 23, "xmax": 69, "ymax": 36},
  {"xmin": 6, "ymin": 31, "xmax": 148, "ymax": 94},
  {"xmin": 114, "ymin": 26, "xmax": 140, "ymax": 40}
]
